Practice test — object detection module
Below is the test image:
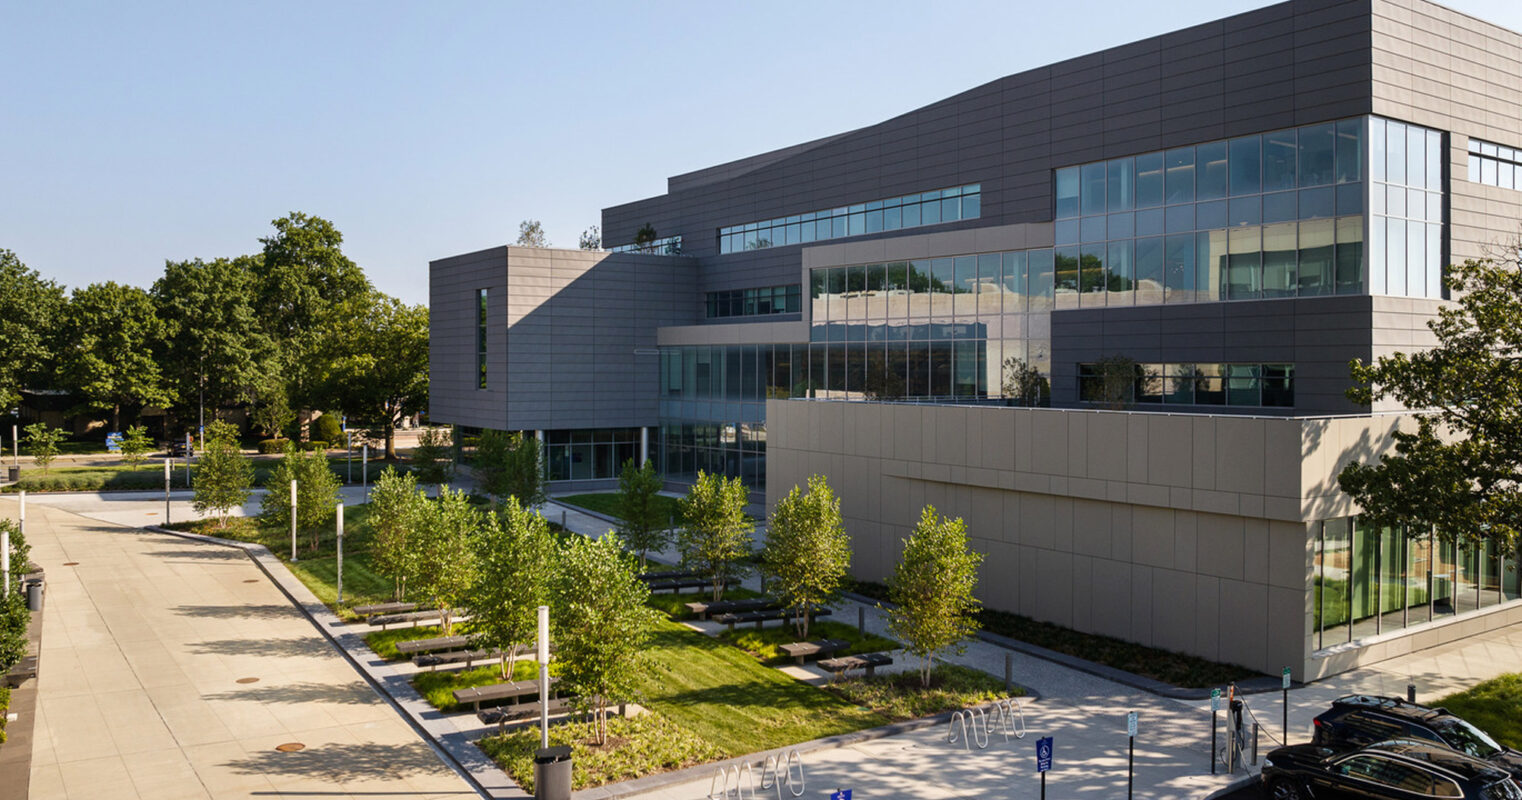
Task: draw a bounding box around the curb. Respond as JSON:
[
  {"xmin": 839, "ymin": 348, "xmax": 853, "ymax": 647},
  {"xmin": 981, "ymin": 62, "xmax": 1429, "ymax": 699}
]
[
  {"xmin": 840, "ymin": 591, "xmax": 1287, "ymax": 700},
  {"xmin": 1202, "ymin": 773, "xmax": 1259, "ymax": 798}
]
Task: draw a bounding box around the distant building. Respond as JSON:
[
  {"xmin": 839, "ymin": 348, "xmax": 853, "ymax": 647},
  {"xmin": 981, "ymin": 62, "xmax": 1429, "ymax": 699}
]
[{"xmin": 431, "ymin": 0, "xmax": 1522, "ymax": 680}]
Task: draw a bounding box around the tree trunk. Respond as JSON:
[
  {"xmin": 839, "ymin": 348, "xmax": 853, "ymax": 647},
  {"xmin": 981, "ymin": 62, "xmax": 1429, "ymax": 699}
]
[
  {"xmin": 921, "ymin": 654, "xmax": 933, "ymax": 687},
  {"xmin": 439, "ymin": 605, "xmax": 453, "ymax": 636},
  {"xmin": 385, "ymin": 416, "xmax": 397, "ymax": 460},
  {"xmin": 112, "ymin": 404, "xmax": 121, "ymax": 433}
]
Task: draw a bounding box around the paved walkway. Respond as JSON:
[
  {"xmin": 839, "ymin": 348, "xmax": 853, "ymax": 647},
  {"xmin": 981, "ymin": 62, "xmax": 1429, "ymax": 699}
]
[{"xmin": 1, "ymin": 495, "xmax": 478, "ymax": 800}]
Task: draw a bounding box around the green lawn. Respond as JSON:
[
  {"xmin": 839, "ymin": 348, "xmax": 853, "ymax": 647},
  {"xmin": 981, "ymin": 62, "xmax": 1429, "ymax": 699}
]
[
  {"xmin": 718, "ymin": 619, "xmax": 899, "ymax": 664},
  {"xmin": 558, "ymin": 493, "xmax": 686, "ymax": 526},
  {"xmin": 413, "ymin": 661, "xmax": 541, "ymax": 713},
  {"xmin": 1437, "ymin": 673, "xmax": 1522, "ymax": 750},
  {"xmin": 851, "ymin": 580, "xmax": 1259, "ymax": 688},
  {"xmin": 4, "ymin": 457, "xmax": 414, "ymax": 493},
  {"xmin": 645, "ymin": 588, "xmax": 764, "ymax": 619},
  {"xmin": 480, "ymin": 712, "xmax": 723, "ymax": 793},
  {"xmin": 364, "ymin": 625, "xmax": 446, "ymax": 661},
  {"xmin": 827, "ymin": 664, "xmax": 1015, "ymax": 722}
]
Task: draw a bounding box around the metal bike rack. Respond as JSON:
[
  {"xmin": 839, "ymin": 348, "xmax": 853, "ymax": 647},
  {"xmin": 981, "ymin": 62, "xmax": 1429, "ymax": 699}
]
[
  {"xmin": 709, "ymin": 763, "xmax": 757, "ymax": 799},
  {"xmin": 948, "ymin": 707, "xmax": 991, "ymax": 750},
  {"xmin": 987, "ymin": 697, "xmax": 1027, "ymax": 741},
  {"xmin": 760, "ymin": 749, "xmax": 805, "ymax": 798}
]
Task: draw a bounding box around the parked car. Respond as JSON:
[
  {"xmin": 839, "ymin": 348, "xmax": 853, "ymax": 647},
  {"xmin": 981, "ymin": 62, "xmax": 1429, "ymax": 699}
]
[
  {"xmin": 1261, "ymin": 739, "xmax": 1522, "ymax": 800},
  {"xmin": 1314, "ymin": 695, "xmax": 1522, "ymax": 779},
  {"xmin": 160, "ymin": 440, "xmax": 194, "ymax": 458}
]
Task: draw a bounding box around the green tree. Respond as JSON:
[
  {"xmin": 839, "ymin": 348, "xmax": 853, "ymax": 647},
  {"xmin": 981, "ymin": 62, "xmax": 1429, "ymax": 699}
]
[
  {"xmin": 1083, "ymin": 354, "xmax": 1136, "ymax": 409},
  {"xmin": 254, "ymin": 212, "xmax": 372, "ymax": 409},
  {"xmin": 0, "ymin": 250, "xmax": 65, "ymax": 413},
  {"xmin": 1001, "ymin": 356, "xmax": 1050, "ymax": 407},
  {"xmin": 310, "ymin": 291, "xmax": 428, "ymax": 459},
  {"xmin": 473, "ymin": 429, "xmax": 516, "ymax": 502},
  {"xmin": 469, "ymin": 498, "xmax": 558, "ymax": 678},
  {"xmin": 502, "ymin": 433, "xmax": 546, "ymax": 508},
  {"xmin": 762, "ymin": 475, "xmax": 851, "ymax": 639},
  {"xmin": 616, "ymin": 458, "xmax": 667, "ymax": 569},
  {"xmin": 887, "ymin": 505, "xmax": 984, "ymax": 687},
  {"xmin": 23, "ymin": 423, "xmax": 64, "ymax": 475},
  {"xmin": 413, "ymin": 487, "xmax": 479, "ymax": 636},
  {"xmin": 120, "ymin": 425, "xmax": 152, "ymax": 469},
  {"xmin": 677, "ymin": 471, "xmax": 754, "ymax": 602},
  {"xmin": 411, "ymin": 427, "xmax": 453, "ymax": 484},
  {"xmin": 578, "ymin": 226, "xmax": 601, "ymax": 250},
  {"xmin": 260, "ymin": 443, "xmax": 340, "ymax": 551},
  {"xmin": 56, "ymin": 282, "xmax": 172, "ymax": 430},
  {"xmin": 369, "ymin": 467, "xmax": 427, "ymax": 601},
  {"xmin": 516, "ymin": 219, "xmax": 549, "ymax": 248},
  {"xmin": 634, "ymin": 223, "xmax": 658, "ymax": 250},
  {"xmin": 249, "ymin": 368, "xmax": 296, "ymax": 440},
  {"xmin": 152, "ymin": 256, "xmax": 267, "ymax": 430},
  {"xmin": 0, "ymin": 519, "xmax": 30, "ymax": 673},
  {"xmin": 554, "ymin": 532, "xmax": 659, "ymax": 746},
  {"xmin": 1339, "ymin": 255, "xmax": 1522, "ymax": 548},
  {"xmin": 192, "ymin": 420, "xmax": 253, "ymax": 528}
]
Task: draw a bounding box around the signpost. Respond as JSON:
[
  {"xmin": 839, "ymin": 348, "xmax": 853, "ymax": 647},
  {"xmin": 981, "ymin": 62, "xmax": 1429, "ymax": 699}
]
[
  {"xmin": 1211, "ymin": 688, "xmax": 1221, "ymax": 774},
  {"xmin": 1282, "ymin": 667, "xmax": 1292, "ymax": 741},
  {"xmin": 1127, "ymin": 711, "xmax": 1138, "ymax": 800},
  {"xmin": 336, "ymin": 502, "xmax": 345, "ymax": 605},
  {"xmin": 105, "ymin": 432, "xmax": 123, "ymax": 453},
  {"xmin": 830, "ymin": 791, "xmax": 853, "ymax": 800},
  {"xmin": 362, "ymin": 444, "xmax": 369, "ymax": 498},
  {"xmin": 1036, "ymin": 736, "xmax": 1053, "ymax": 800}
]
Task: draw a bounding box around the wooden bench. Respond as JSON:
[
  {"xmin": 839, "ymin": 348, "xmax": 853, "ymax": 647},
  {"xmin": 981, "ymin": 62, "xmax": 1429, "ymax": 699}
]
[
  {"xmin": 414, "ymin": 642, "xmax": 553, "ymax": 671},
  {"xmin": 478, "ymin": 696, "xmax": 575, "ymax": 731},
  {"xmin": 368, "ymin": 608, "xmax": 465, "ymax": 630},
  {"xmin": 351, "ymin": 602, "xmax": 417, "ymax": 619},
  {"xmin": 715, "ymin": 606, "xmax": 833, "ymax": 632},
  {"xmin": 684, "ymin": 597, "xmax": 781, "ymax": 620},
  {"xmin": 3, "ymin": 654, "xmax": 38, "ymax": 689},
  {"xmin": 451, "ymin": 677, "xmax": 559, "ymax": 714},
  {"xmin": 645, "ymin": 577, "xmax": 718, "ymax": 594},
  {"xmin": 779, "ymin": 638, "xmax": 850, "ymax": 666},
  {"xmin": 819, "ymin": 652, "xmax": 894, "ymax": 679},
  {"xmin": 395, "ymin": 635, "xmax": 470, "ymax": 656},
  {"xmin": 638, "ymin": 569, "xmax": 701, "ymax": 582}
]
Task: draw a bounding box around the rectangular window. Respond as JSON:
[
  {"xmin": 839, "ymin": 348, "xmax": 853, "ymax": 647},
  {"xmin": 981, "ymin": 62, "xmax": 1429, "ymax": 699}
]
[{"xmin": 476, "ymin": 288, "xmax": 488, "ymax": 389}]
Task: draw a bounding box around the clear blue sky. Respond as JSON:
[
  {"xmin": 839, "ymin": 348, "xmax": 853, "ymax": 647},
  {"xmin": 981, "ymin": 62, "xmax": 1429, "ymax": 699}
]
[{"xmin": 4, "ymin": 0, "xmax": 1519, "ymax": 306}]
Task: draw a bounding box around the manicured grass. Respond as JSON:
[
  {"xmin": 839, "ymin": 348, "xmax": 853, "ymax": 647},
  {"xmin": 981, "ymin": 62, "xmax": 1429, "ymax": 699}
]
[
  {"xmin": 559, "ymin": 493, "xmax": 686, "ymax": 525},
  {"xmin": 633, "ymin": 619, "xmax": 888, "ymax": 757},
  {"xmin": 645, "ymin": 587, "xmax": 764, "ymax": 619},
  {"xmin": 413, "ymin": 661, "xmax": 541, "ymax": 713},
  {"xmin": 1436, "ymin": 673, "xmax": 1522, "ymax": 750},
  {"xmin": 479, "ymin": 712, "xmax": 724, "ymax": 792},
  {"xmin": 718, "ymin": 620, "xmax": 899, "ymax": 664},
  {"xmin": 363, "ymin": 625, "xmax": 446, "ymax": 661},
  {"xmin": 4, "ymin": 458, "xmax": 415, "ymax": 493},
  {"xmin": 825, "ymin": 664, "xmax": 1016, "ymax": 722},
  {"xmin": 0, "ymin": 685, "xmax": 9, "ymax": 745},
  {"xmin": 851, "ymin": 580, "xmax": 1259, "ymax": 688}
]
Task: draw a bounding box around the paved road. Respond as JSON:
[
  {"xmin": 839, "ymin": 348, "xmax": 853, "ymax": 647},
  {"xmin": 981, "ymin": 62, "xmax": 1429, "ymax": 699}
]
[{"xmin": 1, "ymin": 495, "xmax": 479, "ymax": 800}]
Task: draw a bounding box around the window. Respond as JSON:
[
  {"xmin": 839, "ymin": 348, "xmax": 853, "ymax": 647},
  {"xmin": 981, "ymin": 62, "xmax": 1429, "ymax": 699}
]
[
  {"xmin": 718, "ymin": 184, "xmax": 982, "ymax": 253},
  {"xmin": 707, "ymin": 285, "xmax": 802, "ymax": 319},
  {"xmin": 1468, "ymin": 136, "xmax": 1522, "ymax": 191},
  {"xmin": 1078, "ymin": 362, "xmax": 1293, "ymax": 408},
  {"xmin": 476, "ymin": 288, "xmax": 488, "ymax": 389},
  {"xmin": 610, "ymin": 235, "xmax": 683, "ymax": 255}
]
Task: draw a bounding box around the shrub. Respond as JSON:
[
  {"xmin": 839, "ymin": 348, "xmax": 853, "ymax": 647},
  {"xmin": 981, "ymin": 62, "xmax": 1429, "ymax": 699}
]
[
  {"xmin": 310, "ymin": 413, "xmax": 342, "ymax": 444},
  {"xmin": 302, "ymin": 440, "xmax": 330, "ymax": 452},
  {"xmin": 258, "ymin": 439, "xmax": 286, "ymax": 454}
]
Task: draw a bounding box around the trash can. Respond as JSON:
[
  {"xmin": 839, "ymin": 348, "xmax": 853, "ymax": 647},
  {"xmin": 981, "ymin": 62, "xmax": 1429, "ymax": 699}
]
[
  {"xmin": 533, "ymin": 745, "xmax": 572, "ymax": 800},
  {"xmin": 5, "ymin": 466, "xmax": 17, "ymax": 483},
  {"xmin": 26, "ymin": 579, "xmax": 43, "ymax": 612}
]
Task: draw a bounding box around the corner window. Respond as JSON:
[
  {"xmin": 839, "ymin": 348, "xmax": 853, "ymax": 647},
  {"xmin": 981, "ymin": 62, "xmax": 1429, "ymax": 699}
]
[{"xmin": 476, "ymin": 288, "xmax": 488, "ymax": 389}]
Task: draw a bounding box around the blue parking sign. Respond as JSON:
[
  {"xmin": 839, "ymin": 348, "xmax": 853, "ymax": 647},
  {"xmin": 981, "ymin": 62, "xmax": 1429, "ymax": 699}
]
[
  {"xmin": 1036, "ymin": 736, "xmax": 1053, "ymax": 773},
  {"xmin": 831, "ymin": 790, "xmax": 852, "ymax": 800}
]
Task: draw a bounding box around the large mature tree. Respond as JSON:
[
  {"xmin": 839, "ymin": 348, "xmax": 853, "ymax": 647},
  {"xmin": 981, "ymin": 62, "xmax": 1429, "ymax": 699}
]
[
  {"xmin": 56, "ymin": 281, "xmax": 172, "ymax": 430},
  {"xmin": 152, "ymin": 256, "xmax": 267, "ymax": 428},
  {"xmin": 1339, "ymin": 254, "xmax": 1522, "ymax": 547},
  {"xmin": 677, "ymin": 471, "xmax": 753, "ymax": 602},
  {"xmin": 887, "ymin": 505, "xmax": 983, "ymax": 687},
  {"xmin": 469, "ymin": 498, "xmax": 558, "ymax": 679},
  {"xmin": 0, "ymin": 250, "xmax": 65, "ymax": 412},
  {"xmin": 311, "ymin": 291, "xmax": 427, "ymax": 459},
  {"xmin": 254, "ymin": 212, "xmax": 371, "ymax": 407},
  {"xmin": 762, "ymin": 474, "xmax": 851, "ymax": 640},
  {"xmin": 554, "ymin": 532, "xmax": 658, "ymax": 746},
  {"xmin": 617, "ymin": 458, "xmax": 667, "ymax": 569}
]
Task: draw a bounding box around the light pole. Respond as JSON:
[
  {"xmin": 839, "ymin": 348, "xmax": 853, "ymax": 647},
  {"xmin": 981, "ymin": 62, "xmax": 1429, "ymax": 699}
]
[
  {"xmin": 290, "ymin": 479, "xmax": 298, "ymax": 562},
  {"xmin": 538, "ymin": 605, "xmax": 551, "ymax": 749},
  {"xmin": 336, "ymin": 501, "xmax": 345, "ymax": 605},
  {"xmin": 163, "ymin": 460, "xmax": 171, "ymax": 525}
]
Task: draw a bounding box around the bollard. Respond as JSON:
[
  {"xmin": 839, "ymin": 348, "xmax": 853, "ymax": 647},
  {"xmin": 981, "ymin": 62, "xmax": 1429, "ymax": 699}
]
[
  {"xmin": 1005, "ymin": 652, "xmax": 1013, "ymax": 693},
  {"xmin": 1407, "ymin": 682, "xmax": 1416, "ymax": 703},
  {"xmin": 858, "ymin": 606, "xmax": 865, "ymax": 635},
  {"xmin": 1251, "ymin": 722, "xmax": 1259, "ymax": 766}
]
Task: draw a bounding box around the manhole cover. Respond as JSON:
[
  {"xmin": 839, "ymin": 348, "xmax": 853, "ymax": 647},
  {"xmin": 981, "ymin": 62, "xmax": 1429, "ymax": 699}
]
[
  {"xmin": 236, "ymin": 677, "xmax": 260, "ymax": 684},
  {"xmin": 63, "ymin": 562, "xmax": 79, "ymax": 566},
  {"xmin": 275, "ymin": 743, "xmax": 305, "ymax": 752}
]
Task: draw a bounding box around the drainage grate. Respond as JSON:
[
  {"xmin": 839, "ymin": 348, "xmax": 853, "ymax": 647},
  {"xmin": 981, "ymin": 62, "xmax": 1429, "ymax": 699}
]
[{"xmin": 275, "ymin": 743, "xmax": 305, "ymax": 752}]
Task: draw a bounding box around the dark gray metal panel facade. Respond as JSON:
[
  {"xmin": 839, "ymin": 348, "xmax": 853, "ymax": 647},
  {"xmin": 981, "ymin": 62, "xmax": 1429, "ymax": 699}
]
[
  {"xmin": 430, "ymin": 247, "xmax": 698, "ymax": 432},
  {"xmin": 602, "ymin": 0, "xmax": 1373, "ymax": 281},
  {"xmin": 1048, "ymin": 296, "xmax": 1375, "ymax": 414}
]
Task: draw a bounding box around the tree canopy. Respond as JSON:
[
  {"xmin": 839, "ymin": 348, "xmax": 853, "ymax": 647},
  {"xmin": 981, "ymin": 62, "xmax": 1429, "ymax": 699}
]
[
  {"xmin": 1339, "ymin": 254, "xmax": 1522, "ymax": 549},
  {"xmin": 55, "ymin": 281, "xmax": 173, "ymax": 430},
  {"xmin": 761, "ymin": 474, "xmax": 851, "ymax": 639},
  {"xmin": 677, "ymin": 471, "xmax": 753, "ymax": 602},
  {"xmin": 0, "ymin": 250, "xmax": 65, "ymax": 411},
  {"xmin": 152, "ymin": 256, "xmax": 267, "ymax": 424},
  {"xmin": 887, "ymin": 505, "xmax": 983, "ymax": 687},
  {"xmin": 311, "ymin": 291, "xmax": 428, "ymax": 458}
]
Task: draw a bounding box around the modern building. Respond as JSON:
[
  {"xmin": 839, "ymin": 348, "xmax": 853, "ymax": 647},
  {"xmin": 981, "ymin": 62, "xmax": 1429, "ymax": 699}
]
[{"xmin": 430, "ymin": 0, "xmax": 1522, "ymax": 680}]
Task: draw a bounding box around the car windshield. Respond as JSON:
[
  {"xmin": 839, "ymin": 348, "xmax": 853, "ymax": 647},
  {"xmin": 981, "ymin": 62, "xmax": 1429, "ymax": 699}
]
[{"xmin": 1433, "ymin": 717, "xmax": 1504, "ymax": 758}]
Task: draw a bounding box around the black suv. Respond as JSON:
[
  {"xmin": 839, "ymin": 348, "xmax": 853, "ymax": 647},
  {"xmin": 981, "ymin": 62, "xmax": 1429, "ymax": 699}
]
[
  {"xmin": 1262, "ymin": 739, "xmax": 1522, "ymax": 800},
  {"xmin": 1314, "ymin": 695, "xmax": 1522, "ymax": 780}
]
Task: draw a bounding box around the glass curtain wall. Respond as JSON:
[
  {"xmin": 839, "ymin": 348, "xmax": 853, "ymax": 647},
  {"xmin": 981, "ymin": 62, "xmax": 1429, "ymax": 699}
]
[
  {"xmin": 1315, "ymin": 517, "xmax": 1521, "ymax": 650},
  {"xmin": 543, "ymin": 428, "xmax": 641, "ymax": 482}
]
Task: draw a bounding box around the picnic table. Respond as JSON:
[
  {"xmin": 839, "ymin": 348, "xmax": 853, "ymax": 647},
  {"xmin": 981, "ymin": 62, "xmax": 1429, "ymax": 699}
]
[
  {"xmin": 684, "ymin": 597, "xmax": 781, "ymax": 620},
  {"xmin": 778, "ymin": 638, "xmax": 850, "ymax": 666},
  {"xmin": 714, "ymin": 606, "xmax": 833, "ymax": 631},
  {"xmin": 819, "ymin": 652, "xmax": 894, "ymax": 679},
  {"xmin": 351, "ymin": 602, "xmax": 417, "ymax": 619},
  {"xmin": 451, "ymin": 677, "xmax": 559, "ymax": 714}
]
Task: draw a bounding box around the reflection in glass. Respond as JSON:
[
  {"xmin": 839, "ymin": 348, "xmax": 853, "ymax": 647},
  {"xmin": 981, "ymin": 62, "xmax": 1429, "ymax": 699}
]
[
  {"xmin": 1136, "ymin": 152, "xmax": 1164, "ymax": 208},
  {"xmin": 1165, "ymin": 147, "xmax": 1195, "ymax": 204},
  {"xmin": 1198, "ymin": 141, "xmax": 1229, "ymax": 200},
  {"xmin": 1262, "ymin": 223, "xmax": 1298, "ymax": 298},
  {"xmin": 1230, "ymin": 135, "xmax": 1262, "ymax": 195},
  {"xmin": 1135, "ymin": 236, "xmax": 1164, "ymax": 305},
  {"xmin": 1165, "ymin": 235, "xmax": 1194, "ymax": 303},
  {"xmin": 1264, "ymin": 129, "xmax": 1297, "ymax": 192},
  {"xmin": 1108, "ymin": 157, "xmax": 1135, "ymax": 211}
]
